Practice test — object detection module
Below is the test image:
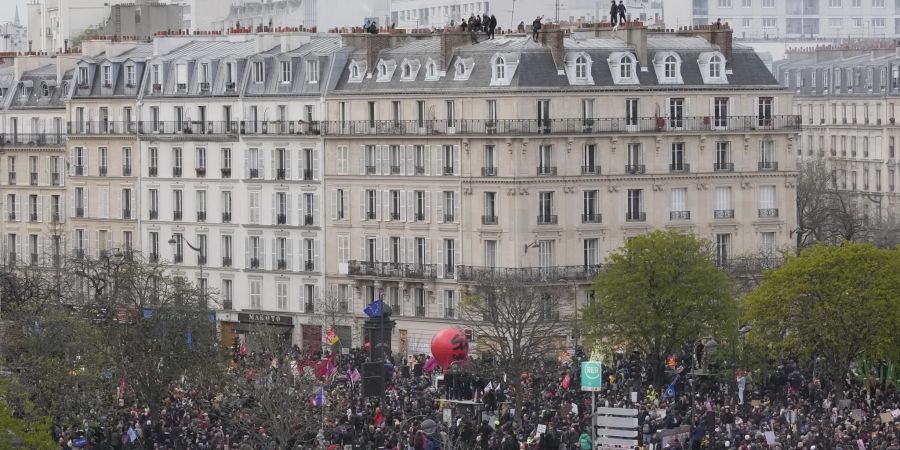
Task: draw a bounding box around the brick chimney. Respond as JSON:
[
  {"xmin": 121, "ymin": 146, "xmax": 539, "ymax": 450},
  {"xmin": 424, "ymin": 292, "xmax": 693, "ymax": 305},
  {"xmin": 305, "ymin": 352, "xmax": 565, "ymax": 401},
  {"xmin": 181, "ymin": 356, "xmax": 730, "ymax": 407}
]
[
  {"xmin": 676, "ymin": 24, "xmax": 733, "ymax": 64},
  {"xmin": 440, "ymin": 31, "xmax": 474, "ymax": 70},
  {"xmin": 538, "ymin": 26, "xmax": 566, "ymax": 72}
]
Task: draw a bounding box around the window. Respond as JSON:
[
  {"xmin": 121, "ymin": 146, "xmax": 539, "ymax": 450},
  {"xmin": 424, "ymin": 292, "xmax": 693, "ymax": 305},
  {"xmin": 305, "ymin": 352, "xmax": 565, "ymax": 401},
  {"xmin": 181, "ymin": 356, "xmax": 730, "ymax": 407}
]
[
  {"xmin": 626, "ymin": 189, "xmax": 643, "ymax": 221},
  {"xmin": 759, "ymin": 232, "xmax": 776, "ymax": 257},
  {"xmin": 446, "ymin": 101, "xmax": 456, "ymax": 128},
  {"xmin": 250, "ymin": 280, "xmax": 262, "ymax": 308},
  {"xmin": 669, "ymin": 98, "xmax": 685, "ymax": 128},
  {"xmin": 664, "ymin": 55, "xmax": 678, "ymax": 79},
  {"xmin": 41, "ymin": 83, "xmax": 50, "ymax": 96},
  {"xmin": 714, "ymin": 97, "xmax": 729, "ymax": 127},
  {"xmin": 762, "ymin": 18, "xmax": 776, "ymax": 28},
  {"xmin": 365, "ymin": 189, "xmax": 377, "ymax": 220},
  {"xmin": 741, "ymin": 0, "xmax": 751, "ymax": 5},
  {"xmin": 759, "ymin": 185, "xmax": 776, "ymax": 217},
  {"xmin": 575, "ymin": 56, "xmax": 587, "ymax": 79},
  {"xmin": 625, "ymin": 98, "xmax": 638, "ymax": 126},
  {"xmin": 253, "ymin": 61, "xmax": 264, "ymax": 83},
  {"xmin": 538, "ymin": 191, "xmax": 554, "ymax": 223},
  {"xmin": 829, "ymin": 0, "xmax": 842, "ymax": 6},
  {"xmin": 249, "ymin": 192, "xmax": 260, "ymax": 223},
  {"xmin": 173, "ymin": 190, "xmax": 183, "ymax": 220},
  {"xmin": 281, "ymin": 60, "xmax": 292, "ymax": 83},
  {"xmin": 715, "ymin": 233, "xmax": 731, "ymax": 265},
  {"xmin": 538, "ymin": 145, "xmax": 554, "ymax": 174},
  {"xmin": 715, "ymin": 187, "xmax": 733, "ymax": 218},
  {"xmin": 494, "ymin": 56, "xmax": 505, "ymax": 79},
  {"xmin": 335, "ymin": 189, "xmax": 346, "ymax": 220},
  {"xmin": 872, "ymin": 18, "xmax": 886, "ymax": 27},
  {"xmin": 306, "ymin": 59, "xmax": 319, "ymax": 83},
  {"xmin": 484, "ymin": 240, "xmax": 497, "ymax": 267},
  {"xmin": 583, "ymin": 144, "xmax": 599, "ymax": 173},
  {"xmin": 583, "ymin": 190, "xmax": 600, "ymax": 223},
  {"xmin": 759, "ymin": 140, "xmax": 776, "ymax": 169},
  {"xmin": 77, "ymin": 66, "xmax": 88, "ymax": 86},
  {"xmin": 620, "ymin": 56, "xmax": 633, "ymax": 79},
  {"xmin": 538, "ymin": 240, "xmax": 554, "ymax": 267},
  {"xmin": 583, "ymin": 239, "xmax": 599, "ymax": 266},
  {"xmin": 441, "ymin": 191, "xmax": 455, "ymax": 222},
  {"xmin": 718, "ymin": 0, "xmax": 731, "ymax": 6},
  {"xmin": 671, "ymin": 142, "xmax": 687, "ymax": 171},
  {"xmin": 626, "ymin": 143, "xmax": 643, "ymax": 173},
  {"xmin": 758, "ymin": 97, "xmax": 774, "ymax": 126},
  {"xmin": 670, "ymin": 188, "xmax": 688, "ymax": 220}
]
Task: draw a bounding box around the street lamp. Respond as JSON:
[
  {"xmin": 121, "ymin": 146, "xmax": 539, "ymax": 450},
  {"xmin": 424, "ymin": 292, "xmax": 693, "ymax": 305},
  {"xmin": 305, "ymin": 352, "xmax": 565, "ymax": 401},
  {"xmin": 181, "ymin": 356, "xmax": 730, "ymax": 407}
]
[{"xmin": 168, "ymin": 234, "xmax": 205, "ymax": 306}]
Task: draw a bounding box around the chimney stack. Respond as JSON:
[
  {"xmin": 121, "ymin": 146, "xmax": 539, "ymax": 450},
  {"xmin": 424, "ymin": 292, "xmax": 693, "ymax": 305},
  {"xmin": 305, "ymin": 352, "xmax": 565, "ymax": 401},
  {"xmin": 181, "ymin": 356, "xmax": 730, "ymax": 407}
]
[{"xmin": 538, "ymin": 27, "xmax": 566, "ymax": 72}]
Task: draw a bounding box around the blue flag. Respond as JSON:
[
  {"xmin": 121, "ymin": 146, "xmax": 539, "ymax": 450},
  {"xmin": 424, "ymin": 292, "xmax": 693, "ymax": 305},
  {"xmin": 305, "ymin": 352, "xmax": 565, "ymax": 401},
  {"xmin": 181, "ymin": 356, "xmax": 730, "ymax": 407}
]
[
  {"xmin": 142, "ymin": 308, "xmax": 153, "ymax": 319},
  {"xmin": 186, "ymin": 330, "xmax": 193, "ymax": 348},
  {"xmin": 662, "ymin": 378, "xmax": 677, "ymax": 400},
  {"xmin": 313, "ymin": 387, "xmax": 326, "ymax": 406},
  {"xmin": 33, "ymin": 321, "xmax": 40, "ymax": 334},
  {"xmin": 363, "ymin": 298, "xmax": 384, "ymax": 318}
]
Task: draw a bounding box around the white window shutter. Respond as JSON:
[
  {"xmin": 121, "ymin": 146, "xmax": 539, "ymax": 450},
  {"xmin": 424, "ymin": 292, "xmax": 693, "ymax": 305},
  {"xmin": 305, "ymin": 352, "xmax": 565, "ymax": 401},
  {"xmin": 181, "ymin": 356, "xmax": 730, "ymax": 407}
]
[
  {"xmin": 330, "ymin": 189, "xmax": 337, "ymax": 221},
  {"xmin": 271, "ymin": 239, "xmax": 277, "ymax": 269},
  {"xmin": 454, "ymin": 145, "xmax": 461, "ymax": 175},
  {"xmin": 37, "ymin": 196, "xmax": 43, "ymax": 222},
  {"xmin": 406, "ymin": 191, "xmax": 414, "ymax": 223},
  {"xmin": 286, "ymin": 149, "xmax": 293, "ymax": 180},
  {"xmin": 314, "ymin": 238, "xmax": 321, "ymax": 271},
  {"xmin": 360, "ymin": 236, "xmax": 366, "ymax": 262},
  {"xmin": 270, "ymin": 150, "xmax": 276, "ymax": 179},
  {"xmin": 437, "ymin": 244, "xmax": 444, "ymax": 278},
  {"xmin": 313, "ymin": 148, "xmax": 320, "ymax": 180},
  {"xmin": 424, "ymin": 191, "xmax": 431, "ymax": 223},
  {"xmin": 436, "ymin": 145, "xmax": 443, "ymax": 174},
  {"xmin": 84, "ymin": 190, "xmax": 90, "ymax": 218},
  {"xmin": 359, "ymin": 145, "xmax": 366, "ymax": 175},
  {"xmin": 454, "ymin": 193, "xmax": 460, "ymax": 224},
  {"xmin": 286, "ymin": 239, "xmax": 293, "ymax": 270},
  {"xmin": 299, "ymin": 284, "xmax": 306, "ymax": 312},
  {"xmin": 436, "ymin": 192, "xmax": 444, "ymax": 223},
  {"xmin": 375, "ymin": 190, "xmax": 382, "ymax": 221},
  {"xmin": 454, "ymin": 239, "xmax": 461, "ymax": 276},
  {"xmin": 424, "ymin": 145, "xmax": 431, "ymax": 176},
  {"xmin": 258, "ymin": 151, "xmax": 265, "ymax": 178},
  {"xmin": 425, "ymin": 238, "xmax": 431, "ymax": 265},
  {"xmin": 406, "ymin": 238, "xmax": 414, "ymax": 264},
  {"xmin": 244, "ymin": 237, "xmax": 249, "ymax": 268},
  {"xmin": 271, "ymin": 193, "xmax": 277, "ymax": 224},
  {"xmin": 375, "ymin": 146, "xmax": 382, "ymax": 175},
  {"xmin": 244, "ymin": 151, "xmax": 249, "ymax": 178},
  {"xmin": 399, "ymin": 190, "xmax": 407, "ymax": 222},
  {"xmin": 312, "ymin": 194, "xmax": 319, "ymax": 225}
]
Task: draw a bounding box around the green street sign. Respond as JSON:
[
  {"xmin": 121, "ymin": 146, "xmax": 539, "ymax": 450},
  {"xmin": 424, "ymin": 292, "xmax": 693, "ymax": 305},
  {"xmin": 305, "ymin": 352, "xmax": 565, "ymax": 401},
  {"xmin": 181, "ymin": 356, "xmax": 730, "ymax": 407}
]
[{"xmin": 581, "ymin": 361, "xmax": 602, "ymax": 391}]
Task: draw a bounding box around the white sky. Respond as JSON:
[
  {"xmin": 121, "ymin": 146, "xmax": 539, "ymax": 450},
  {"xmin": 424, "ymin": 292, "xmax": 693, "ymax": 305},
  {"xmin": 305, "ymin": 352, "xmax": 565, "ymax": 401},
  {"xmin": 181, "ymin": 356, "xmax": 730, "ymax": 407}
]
[{"xmin": 0, "ymin": 0, "xmax": 27, "ymax": 25}]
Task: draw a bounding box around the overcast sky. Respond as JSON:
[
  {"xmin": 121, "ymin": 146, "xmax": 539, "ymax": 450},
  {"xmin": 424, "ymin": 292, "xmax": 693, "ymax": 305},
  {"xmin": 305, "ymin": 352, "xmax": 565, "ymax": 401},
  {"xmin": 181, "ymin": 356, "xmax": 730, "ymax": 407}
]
[{"xmin": 0, "ymin": 0, "xmax": 27, "ymax": 25}]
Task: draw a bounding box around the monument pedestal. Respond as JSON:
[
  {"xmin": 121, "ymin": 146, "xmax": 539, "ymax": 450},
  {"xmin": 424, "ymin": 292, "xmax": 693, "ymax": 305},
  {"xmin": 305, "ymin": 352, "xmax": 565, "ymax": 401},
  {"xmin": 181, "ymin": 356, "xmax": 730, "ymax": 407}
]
[{"xmin": 363, "ymin": 316, "xmax": 396, "ymax": 361}]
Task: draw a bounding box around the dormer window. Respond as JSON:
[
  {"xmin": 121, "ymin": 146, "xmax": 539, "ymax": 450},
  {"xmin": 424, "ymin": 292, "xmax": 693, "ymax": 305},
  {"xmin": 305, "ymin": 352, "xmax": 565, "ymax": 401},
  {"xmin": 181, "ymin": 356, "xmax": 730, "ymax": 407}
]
[
  {"xmin": 575, "ymin": 56, "xmax": 587, "ymax": 79},
  {"xmin": 77, "ymin": 67, "xmax": 88, "ymax": 87},
  {"xmin": 41, "ymin": 82, "xmax": 50, "ymax": 97},
  {"xmin": 375, "ymin": 59, "xmax": 396, "ymax": 82},
  {"xmin": 427, "ymin": 62, "xmax": 435, "ymax": 78},
  {"xmin": 19, "ymin": 84, "xmax": 27, "ymax": 99},
  {"xmin": 455, "ymin": 60, "xmax": 464, "ymax": 75},
  {"xmin": 699, "ymin": 52, "xmax": 728, "ymax": 84},
  {"xmin": 253, "ymin": 61, "xmax": 264, "ymax": 84},
  {"xmin": 281, "ymin": 60, "xmax": 292, "ymax": 83},
  {"xmin": 62, "ymin": 82, "xmax": 69, "ymax": 96},
  {"xmin": 102, "ymin": 65, "xmax": 111, "ymax": 87},
  {"xmin": 709, "ymin": 55, "xmax": 722, "ymax": 78},
  {"xmin": 306, "ymin": 59, "xmax": 318, "ymax": 83},
  {"xmin": 176, "ymin": 63, "xmax": 188, "ymax": 91},
  {"xmin": 620, "ymin": 56, "xmax": 632, "ymax": 79},
  {"xmin": 379, "ymin": 63, "xmax": 387, "ymax": 78},
  {"xmin": 403, "ymin": 64, "xmax": 411, "ymax": 78},
  {"xmin": 664, "ymin": 56, "xmax": 677, "ymax": 78},
  {"xmin": 495, "ymin": 57, "xmax": 506, "ymax": 79},
  {"xmin": 351, "ymin": 64, "xmax": 359, "ymax": 78},
  {"xmin": 348, "ymin": 60, "xmax": 366, "ymax": 83},
  {"xmin": 125, "ymin": 65, "xmax": 135, "ymax": 87}
]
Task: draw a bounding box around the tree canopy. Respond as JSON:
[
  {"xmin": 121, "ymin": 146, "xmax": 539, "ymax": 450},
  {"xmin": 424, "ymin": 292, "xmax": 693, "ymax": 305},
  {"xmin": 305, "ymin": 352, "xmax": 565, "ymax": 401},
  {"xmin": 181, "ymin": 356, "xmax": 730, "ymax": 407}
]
[
  {"xmin": 582, "ymin": 230, "xmax": 738, "ymax": 382},
  {"xmin": 743, "ymin": 242, "xmax": 900, "ymax": 395}
]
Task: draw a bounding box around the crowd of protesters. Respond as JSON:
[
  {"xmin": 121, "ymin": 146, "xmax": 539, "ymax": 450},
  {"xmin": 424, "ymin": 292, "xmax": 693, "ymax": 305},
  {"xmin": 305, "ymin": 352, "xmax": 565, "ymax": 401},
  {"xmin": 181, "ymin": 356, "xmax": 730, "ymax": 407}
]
[{"xmin": 49, "ymin": 344, "xmax": 900, "ymax": 450}]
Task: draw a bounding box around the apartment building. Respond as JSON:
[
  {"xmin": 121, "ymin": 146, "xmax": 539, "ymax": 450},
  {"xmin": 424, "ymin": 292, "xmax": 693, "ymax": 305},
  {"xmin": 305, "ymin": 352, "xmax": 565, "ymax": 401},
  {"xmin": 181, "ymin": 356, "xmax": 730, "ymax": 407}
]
[
  {"xmin": 774, "ymin": 45, "xmax": 900, "ymax": 220},
  {"xmin": 685, "ymin": 0, "xmax": 900, "ymax": 40},
  {"xmin": 322, "ymin": 26, "xmax": 799, "ymax": 353},
  {"xmin": 135, "ymin": 34, "xmax": 338, "ymax": 351},
  {"xmin": 0, "ymin": 59, "xmax": 70, "ymax": 267},
  {"xmin": 66, "ymin": 42, "xmax": 153, "ymax": 260}
]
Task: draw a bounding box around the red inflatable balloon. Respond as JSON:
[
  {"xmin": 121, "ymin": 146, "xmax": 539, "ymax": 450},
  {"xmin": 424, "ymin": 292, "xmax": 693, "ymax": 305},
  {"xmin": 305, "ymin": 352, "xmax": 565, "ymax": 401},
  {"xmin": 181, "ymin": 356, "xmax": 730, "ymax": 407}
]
[{"xmin": 431, "ymin": 328, "xmax": 469, "ymax": 370}]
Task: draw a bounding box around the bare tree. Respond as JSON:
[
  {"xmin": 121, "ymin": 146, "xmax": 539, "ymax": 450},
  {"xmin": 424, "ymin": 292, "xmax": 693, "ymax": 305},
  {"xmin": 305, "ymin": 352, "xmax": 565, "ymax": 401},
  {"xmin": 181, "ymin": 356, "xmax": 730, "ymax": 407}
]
[{"xmin": 461, "ymin": 282, "xmax": 569, "ymax": 421}]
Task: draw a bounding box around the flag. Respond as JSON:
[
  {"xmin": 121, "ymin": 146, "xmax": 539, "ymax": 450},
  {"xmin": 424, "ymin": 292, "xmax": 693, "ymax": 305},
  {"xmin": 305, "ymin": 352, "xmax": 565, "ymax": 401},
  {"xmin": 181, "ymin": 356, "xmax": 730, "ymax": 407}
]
[
  {"xmin": 142, "ymin": 308, "xmax": 153, "ymax": 319},
  {"xmin": 239, "ymin": 340, "xmax": 248, "ymax": 356},
  {"xmin": 561, "ymin": 373, "xmax": 572, "ymax": 389},
  {"xmin": 312, "ymin": 387, "xmax": 326, "ymax": 407},
  {"xmin": 705, "ymin": 396, "xmax": 713, "ymax": 412},
  {"xmin": 326, "ymin": 355, "xmax": 337, "ymax": 378},
  {"xmin": 662, "ymin": 378, "xmax": 676, "ymax": 400},
  {"xmin": 422, "ymin": 357, "xmax": 438, "ymax": 372},
  {"xmin": 186, "ymin": 330, "xmax": 193, "ymax": 348},
  {"xmin": 117, "ymin": 377, "xmax": 126, "ymax": 399},
  {"xmin": 127, "ymin": 426, "xmax": 137, "ymax": 442},
  {"xmin": 325, "ymin": 328, "xmax": 340, "ymax": 346},
  {"xmin": 483, "ymin": 381, "xmax": 493, "ymax": 393},
  {"xmin": 363, "ymin": 298, "xmax": 384, "ymax": 318},
  {"xmin": 349, "ymin": 368, "xmax": 361, "ymax": 383}
]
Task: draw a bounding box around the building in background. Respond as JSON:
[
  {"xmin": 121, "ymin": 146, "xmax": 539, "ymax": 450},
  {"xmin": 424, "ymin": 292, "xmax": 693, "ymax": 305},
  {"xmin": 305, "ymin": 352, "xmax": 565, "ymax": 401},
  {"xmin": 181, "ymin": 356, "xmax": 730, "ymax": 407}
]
[
  {"xmin": 27, "ymin": 0, "xmax": 112, "ymax": 53},
  {"xmin": 92, "ymin": 2, "xmax": 184, "ymax": 39},
  {"xmin": 388, "ymin": 0, "xmax": 664, "ymax": 31},
  {"xmin": 686, "ymin": 0, "xmax": 900, "ymax": 40},
  {"xmin": 216, "ymin": 0, "xmax": 389, "ymax": 32},
  {"xmin": 0, "ymin": 6, "xmax": 28, "ymax": 53},
  {"xmin": 774, "ymin": 44, "xmax": 900, "ymax": 222}
]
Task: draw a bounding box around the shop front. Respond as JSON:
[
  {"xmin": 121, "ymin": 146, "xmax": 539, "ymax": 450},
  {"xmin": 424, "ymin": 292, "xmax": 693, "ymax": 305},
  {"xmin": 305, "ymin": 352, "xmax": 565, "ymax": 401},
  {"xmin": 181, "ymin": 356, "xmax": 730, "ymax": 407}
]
[{"xmin": 219, "ymin": 312, "xmax": 294, "ymax": 353}]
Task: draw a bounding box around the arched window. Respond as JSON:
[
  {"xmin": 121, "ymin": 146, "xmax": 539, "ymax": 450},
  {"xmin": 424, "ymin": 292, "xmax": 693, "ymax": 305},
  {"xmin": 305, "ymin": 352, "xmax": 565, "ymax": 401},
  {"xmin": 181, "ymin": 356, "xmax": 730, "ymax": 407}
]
[
  {"xmin": 41, "ymin": 82, "xmax": 50, "ymax": 97},
  {"xmin": 62, "ymin": 82, "xmax": 69, "ymax": 96},
  {"xmin": 456, "ymin": 61, "xmax": 464, "ymax": 75},
  {"xmin": 427, "ymin": 62, "xmax": 435, "ymax": 77},
  {"xmin": 495, "ymin": 57, "xmax": 505, "ymax": 79},
  {"xmin": 664, "ymin": 55, "xmax": 677, "ymax": 79},
  {"xmin": 403, "ymin": 64, "xmax": 411, "ymax": 78},
  {"xmin": 350, "ymin": 64, "xmax": 358, "ymax": 78},
  {"xmin": 620, "ymin": 56, "xmax": 632, "ymax": 79},
  {"xmin": 379, "ymin": 63, "xmax": 387, "ymax": 77},
  {"xmin": 709, "ymin": 55, "xmax": 722, "ymax": 78},
  {"xmin": 575, "ymin": 55, "xmax": 587, "ymax": 79}
]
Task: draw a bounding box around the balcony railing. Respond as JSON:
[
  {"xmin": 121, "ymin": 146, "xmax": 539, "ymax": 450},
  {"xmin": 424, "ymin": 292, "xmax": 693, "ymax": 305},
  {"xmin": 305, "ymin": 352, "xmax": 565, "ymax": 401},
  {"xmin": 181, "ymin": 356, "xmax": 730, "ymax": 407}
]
[
  {"xmin": 625, "ymin": 164, "xmax": 646, "ymax": 174},
  {"xmin": 249, "ymin": 168, "xmax": 260, "ymax": 179},
  {"xmin": 626, "ymin": 211, "xmax": 646, "ymax": 222},
  {"xmin": 99, "ymin": 166, "xmax": 107, "ymax": 176},
  {"xmin": 149, "ymin": 210, "xmax": 158, "ymax": 220},
  {"xmin": 670, "ymin": 210, "xmax": 691, "ymax": 220},
  {"xmin": 714, "ymin": 209, "xmax": 735, "ymax": 219},
  {"xmin": 7, "ymin": 173, "xmax": 15, "ymax": 185},
  {"xmin": 582, "ymin": 165, "xmax": 601, "ymax": 175},
  {"xmin": 717, "ymin": 256, "xmax": 785, "ymax": 273},
  {"xmin": 149, "ymin": 167, "xmax": 158, "ymax": 177},
  {"xmin": 347, "ymin": 260, "xmax": 437, "ymax": 280},
  {"xmin": 277, "ymin": 259, "xmax": 287, "ymax": 270},
  {"xmin": 443, "ymin": 214, "xmax": 455, "ymax": 223},
  {"xmin": 51, "ymin": 173, "xmax": 60, "ymax": 186},
  {"xmin": 123, "ymin": 209, "xmax": 132, "ymax": 219},
  {"xmin": 713, "ymin": 162, "xmax": 734, "ymax": 172},
  {"xmin": 75, "ymin": 166, "xmax": 84, "ymax": 176},
  {"xmin": 304, "ymin": 214, "xmax": 314, "ymax": 226},
  {"xmin": 390, "ymin": 165, "xmax": 401, "ymax": 174},
  {"xmin": 582, "ymin": 213, "xmax": 602, "ymax": 223},
  {"xmin": 276, "ymin": 213, "xmax": 287, "ymax": 225},
  {"xmin": 197, "ymin": 211, "xmax": 207, "ymax": 222},
  {"xmin": 123, "ymin": 165, "xmax": 132, "ymax": 176},
  {"xmin": 173, "ymin": 167, "xmax": 182, "ymax": 177},
  {"xmin": 389, "ymin": 212, "xmax": 401, "ymax": 221},
  {"xmin": 250, "ymin": 258, "xmax": 260, "ymax": 269},
  {"xmin": 149, "ymin": 253, "xmax": 159, "ymax": 263},
  {"xmin": 302, "ymin": 169, "xmax": 314, "ymax": 180},
  {"xmin": 758, "ymin": 208, "xmax": 779, "ymax": 218},
  {"xmin": 537, "ymin": 166, "xmax": 557, "ymax": 176},
  {"xmin": 414, "ymin": 166, "xmax": 425, "ymax": 175},
  {"xmin": 67, "ymin": 121, "xmax": 136, "ymax": 135},
  {"xmin": 457, "ymin": 265, "xmax": 603, "ymax": 283},
  {"xmin": 222, "ymin": 257, "xmax": 232, "ymax": 267},
  {"xmin": 6, "ymin": 212, "xmax": 15, "ymax": 221},
  {"xmin": 365, "ymin": 165, "xmax": 376, "ymax": 174},
  {"xmin": 0, "ymin": 133, "xmax": 64, "ymax": 146},
  {"xmin": 75, "ymin": 207, "xmax": 84, "ymax": 218},
  {"xmin": 313, "ymin": 116, "xmax": 801, "ymax": 136},
  {"xmin": 198, "ymin": 255, "xmax": 207, "ymax": 265},
  {"xmin": 29, "ymin": 212, "xmax": 38, "ymax": 222},
  {"xmin": 414, "ymin": 212, "xmax": 425, "ymax": 222},
  {"xmin": 669, "ymin": 163, "xmax": 690, "ymax": 173},
  {"xmin": 304, "ymin": 261, "xmax": 315, "ymax": 271},
  {"xmin": 173, "ymin": 210, "xmax": 182, "ymax": 221},
  {"xmin": 276, "ymin": 168, "xmax": 286, "ymax": 180},
  {"xmin": 443, "ymin": 166, "xmax": 455, "ymax": 175},
  {"xmin": 196, "ymin": 167, "xmax": 206, "ymax": 177},
  {"xmin": 221, "ymin": 168, "xmax": 232, "ymax": 178},
  {"xmin": 537, "ymin": 214, "xmax": 558, "ymax": 225},
  {"xmin": 222, "ymin": 212, "xmax": 231, "ymax": 223},
  {"xmin": 174, "ymin": 254, "xmax": 183, "ymax": 264},
  {"xmin": 482, "ymin": 215, "xmax": 498, "ymax": 225},
  {"xmin": 29, "ymin": 173, "xmax": 38, "ymax": 185},
  {"xmin": 481, "ymin": 167, "xmax": 497, "ymax": 176},
  {"xmin": 758, "ymin": 161, "xmax": 779, "ymax": 171}
]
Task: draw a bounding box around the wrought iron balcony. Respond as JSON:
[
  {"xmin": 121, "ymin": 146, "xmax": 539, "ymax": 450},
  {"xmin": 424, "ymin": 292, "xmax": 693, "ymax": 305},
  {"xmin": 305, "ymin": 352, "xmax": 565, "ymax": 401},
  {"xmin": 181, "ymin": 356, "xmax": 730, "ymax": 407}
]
[
  {"xmin": 414, "ymin": 165, "xmax": 425, "ymax": 175},
  {"xmin": 582, "ymin": 213, "xmax": 602, "ymax": 223},
  {"xmin": 222, "ymin": 257, "xmax": 232, "ymax": 267},
  {"xmin": 582, "ymin": 165, "xmax": 601, "ymax": 175},
  {"xmin": 758, "ymin": 208, "xmax": 779, "ymax": 218},
  {"xmin": 626, "ymin": 211, "xmax": 646, "ymax": 222},
  {"xmin": 443, "ymin": 166, "xmax": 455, "ymax": 175},
  {"xmin": 149, "ymin": 167, "xmax": 158, "ymax": 177},
  {"xmin": 174, "ymin": 253, "xmax": 183, "ymax": 263},
  {"xmin": 249, "ymin": 168, "xmax": 260, "ymax": 179},
  {"xmin": 713, "ymin": 162, "xmax": 734, "ymax": 172},
  {"xmin": 481, "ymin": 167, "xmax": 497, "ymax": 176},
  {"xmin": 347, "ymin": 260, "xmax": 437, "ymax": 280},
  {"xmin": 196, "ymin": 167, "xmax": 207, "ymax": 177},
  {"xmin": 443, "ymin": 214, "xmax": 455, "ymax": 223},
  {"xmin": 314, "ymin": 116, "xmax": 801, "ymax": 137},
  {"xmin": 482, "ymin": 215, "xmax": 498, "ymax": 225},
  {"xmin": 0, "ymin": 133, "xmax": 65, "ymax": 146},
  {"xmin": 276, "ymin": 213, "xmax": 287, "ymax": 225},
  {"xmin": 7, "ymin": 173, "xmax": 14, "ymax": 185},
  {"xmin": 303, "ymin": 169, "xmax": 314, "ymax": 180},
  {"xmin": 390, "ymin": 212, "xmax": 401, "ymax": 221},
  {"xmin": 304, "ymin": 214, "xmax": 314, "ymax": 226},
  {"xmin": 51, "ymin": 173, "xmax": 61, "ymax": 185},
  {"xmin": 149, "ymin": 253, "xmax": 159, "ymax": 263},
  {"xmin": 222, "ymin": 212, "xmax": 231, "ymax": 223},
  {"xmin": 75, "ymin": 166, "xmax": 84, "ymax": 176},
  {"xmin": 123, "ymin": 165, "xmax": 132, "ymax": 176},
  {"xmin": 149, "ymin": 210, "xmax": 158, "ymax": 220},
  {"xmin": 414, "ymin": 212, "xmax": 425, "ymax": 222},
  {"xmin": 29, "ymin": 173, "xmax": 37, "ymax": 185},
  {"xmin": 717, "ymin": 256, "xmax": 785, "ymax": 273},
  {"xmin": 390, "ymin": 165, "xmax": 401, "ymax": 174},
  {"xmin": 99, "ymin": 166, "xmax": 107, "ymax": 176},
  {"xmin": 29, "ymin": 212, "xmax": 38, "ymax": 222},
  {"xmin": 75, "ymin": 207, "xmax": 84, "ymax": 218},
  {"xmin": 277, "ymin": 259, "xmax": 287, "ymax": 270},
  {"xmin": 537, "ymin": 214, "xmax": 558, "ymax": 225},
  {"xmin": 456, "ymin": 265, "xmax": 602, "ymax": 283},
  {"xmin": 669, "ymin": 163, "xmax": 690, "ymax": 173},
  {"xmin": 670, "ymin": 210, "xmax": 691, "ymax": 220},
  {"xmin": 714, "ymin": 209, "xmax": 735, "ymax": 219},
  {"xmin": 221, "ymin": 168, "xmax": 231, "ymax": 178},
  {"xmin": 276, "ymin": 168, "xmax": 286, "ymax": 180},
  {"xmin": 173, "ymin": 210, "xmax": 182, "ymax": 221},
  {"xmin": 304, "ymin": 261, "xmax": 315, "ymax": 271},
  {"xmin": 249, "ymin": 258, "xmax": 260, "ymax": 269},
  {"xmin": 172, "ymin": 167, "xmax": 182, "ymax": 177},
  {"xmin": 122, "ymin": 209, "xmax": 132, "ymax": 220},
  {"xmin": 537, "ymin": 166, "xmax": 557, "ymax": 176},
  {"xmin": 365, "ymin": 165, "xmax": 376, "ymax": 174},
  {"xmin": 197, "ymin": 211, "xmax": 207, "ymax": 222},
  {"xmin": 758, "ymin": 161, "xmax": 779, "ymax": 171},
  {"xmin": 625, "ymin": 164, "xmax": 646, "ymax": 174}
]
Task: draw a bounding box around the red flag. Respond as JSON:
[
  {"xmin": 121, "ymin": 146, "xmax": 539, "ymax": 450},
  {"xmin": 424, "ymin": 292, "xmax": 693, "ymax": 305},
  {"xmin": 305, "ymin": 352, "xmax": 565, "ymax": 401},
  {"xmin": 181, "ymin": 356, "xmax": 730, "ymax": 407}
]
[
  {"xmin": 239, "ymin": 341, "xmax": 248, "ymax": 356},
  {"xmin": 561, "ymin": 373, "xmax": 571, "ymax": 389},
  {"xmin": 118, "ymin": 377, "xmax": 126, "ymax": 398},
  {"xmin": 373, "ymin": 408, "xmax": 384, "ymax": 427}
]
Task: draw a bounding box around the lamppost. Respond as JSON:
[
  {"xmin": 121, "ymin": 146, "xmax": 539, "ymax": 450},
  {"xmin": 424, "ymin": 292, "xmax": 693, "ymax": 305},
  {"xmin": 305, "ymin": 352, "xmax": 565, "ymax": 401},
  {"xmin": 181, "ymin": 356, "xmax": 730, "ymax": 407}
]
[{"xmin": 168, "ymin": 234, "xmax": 205, "ymax": 305}]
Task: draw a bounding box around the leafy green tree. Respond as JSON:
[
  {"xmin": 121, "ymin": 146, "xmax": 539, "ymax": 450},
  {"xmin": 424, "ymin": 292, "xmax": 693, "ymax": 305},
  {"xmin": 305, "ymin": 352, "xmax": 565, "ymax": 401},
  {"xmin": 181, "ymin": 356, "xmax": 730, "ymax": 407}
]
[
  {"xmin": 582, "ymin": 230, "xmax": 738, "ymax": 383},
  {"xmin": 743, "ymin": 242, "xmax": 900, "ymax": 396},
  {"xmin": 0, "ymin": 379, "xmax": 57, "ymax": 450}
]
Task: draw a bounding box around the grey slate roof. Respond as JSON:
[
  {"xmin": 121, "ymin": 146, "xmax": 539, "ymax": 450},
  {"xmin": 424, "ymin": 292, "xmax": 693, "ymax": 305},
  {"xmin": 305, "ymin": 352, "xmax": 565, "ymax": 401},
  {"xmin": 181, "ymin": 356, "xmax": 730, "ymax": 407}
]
[{"xmin": 2, "ymin": 64, "xmax": 71, "ymax": 110}]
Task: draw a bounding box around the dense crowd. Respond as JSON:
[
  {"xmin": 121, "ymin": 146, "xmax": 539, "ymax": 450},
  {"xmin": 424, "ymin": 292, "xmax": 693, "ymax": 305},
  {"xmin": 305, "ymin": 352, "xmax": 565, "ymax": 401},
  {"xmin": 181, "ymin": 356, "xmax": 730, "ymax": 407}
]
[{"xmin": 49, "ymin": 345, "xmax": 900, "ymax": 450}]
